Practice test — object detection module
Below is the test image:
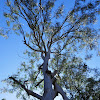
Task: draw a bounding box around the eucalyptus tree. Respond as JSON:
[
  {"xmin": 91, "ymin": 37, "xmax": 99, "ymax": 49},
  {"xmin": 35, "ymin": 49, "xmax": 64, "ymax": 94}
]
[{"xmin": 1, "ymin": 0, "xmax": 100, "ymax": 100}]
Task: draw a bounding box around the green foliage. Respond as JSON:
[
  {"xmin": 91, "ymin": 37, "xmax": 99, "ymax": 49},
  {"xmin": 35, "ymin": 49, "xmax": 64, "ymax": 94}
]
[
  {"xmin": 0, "ymin": 28, "xmax": 8, "ymax": 38},
  {"xmin": 55, "ymin": 4, "xmax": 64, "ymax": 18},
  {"xmin": 6, "ymin": 20, "xmax": 10, "ymax": 26}
]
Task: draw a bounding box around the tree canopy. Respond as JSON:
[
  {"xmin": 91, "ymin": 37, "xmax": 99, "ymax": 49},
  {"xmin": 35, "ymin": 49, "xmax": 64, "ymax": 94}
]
[{"xmin": 1, "ymin": 0, "xmax": 100, "ymax": 100}]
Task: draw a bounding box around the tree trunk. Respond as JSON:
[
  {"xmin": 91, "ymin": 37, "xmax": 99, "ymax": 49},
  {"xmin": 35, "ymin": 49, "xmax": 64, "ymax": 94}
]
[
  {"xmin": 42, "ymin": 52, "xmax": 53, "ymax": 100},
  {"xmin": 43, "ymin": 73, "xmax": 53, "ymax": 100}
]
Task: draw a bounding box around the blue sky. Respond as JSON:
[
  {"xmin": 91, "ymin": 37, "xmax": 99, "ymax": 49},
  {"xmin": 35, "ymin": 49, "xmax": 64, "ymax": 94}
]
[
  {"xmin": 0, "ymin": 1, "xmax": 25, "ymax": 99},
  {"xmin": 0, "ymin": 0, "xmax": 100, "ymax": 100}
]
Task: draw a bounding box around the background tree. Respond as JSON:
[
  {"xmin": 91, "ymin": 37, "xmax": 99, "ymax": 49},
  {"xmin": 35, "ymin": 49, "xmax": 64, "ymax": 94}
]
[
  {"xmin": 1, "ymin": 98, "xmax": 6, "ymax": 100},
  {"xmin": 1, "ymin": 0, "xmax": 100, "ymax": 100}
]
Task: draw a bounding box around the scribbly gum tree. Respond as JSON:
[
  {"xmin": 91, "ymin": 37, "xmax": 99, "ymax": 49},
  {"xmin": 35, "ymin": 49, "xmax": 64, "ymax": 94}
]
[{"xmin": 1, "ymin": 0, "xmax": 100, "ymax": 100}]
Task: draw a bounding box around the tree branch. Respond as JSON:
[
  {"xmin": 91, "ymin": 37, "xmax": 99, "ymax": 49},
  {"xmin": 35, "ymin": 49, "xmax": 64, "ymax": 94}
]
[
  {"xmin": 33, "ymin": 31, "xmax": 42, "ymax": 50},
  {"xmin": 9, "ymin": 77, "xmax": 42, "ymax": 100},
  {"xmin": 50, "ymin": 13, "xmax": 90, "ymax": 47},
  {"xmin": 49, "ymin": 8, "xmax": 75, "ymax": 48},
  {"xmin": 52, "ymin": 26, "xmax": 74, "ymax": 44},
  {"xmin": 35, "ymin": 79, "xmax": 44, "ymax": 87},
  {"xmin": 53, "ymin": 82, "xmax": 70, "ymax": 100},
  {"xmin": 24, "ymin": 39, "xmax": 45, "ymax": 53}
]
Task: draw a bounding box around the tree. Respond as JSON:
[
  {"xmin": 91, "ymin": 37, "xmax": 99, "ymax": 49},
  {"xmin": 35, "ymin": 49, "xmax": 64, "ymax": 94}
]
[
  {"xmin": 1, "ymin": 99, "xmax": 6, "ymax": 100},
  {"xmin": 1, "ymin": 0, "xmax": 100, "ymax": 100}
]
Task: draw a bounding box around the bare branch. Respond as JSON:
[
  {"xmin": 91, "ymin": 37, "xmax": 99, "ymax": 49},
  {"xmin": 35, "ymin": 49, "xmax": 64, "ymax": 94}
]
[
  {"xmin": 52, "ymin": 89, "xmax": 58, "ymax": 99},
  {"xmin": 39, "ymin": 0, "xmax": 47, "ymax": 53},
  {"xmin": 49, "ymin": 9, "xmax": 75, "ymax": 48},
  {"xmin": 41, "ymin": 52, "xmax": 45, "ymax": 60},
  {"xmin": 33, "ymin": 31, "xmax": 42, "ymax": 49},
  {"xmin": 40, "ymin": 35, "xmax": 47, "ymax": 54},
  {"xmin": 52, "ymin": 25, "xmax": 74, "ymax": 45},
  {"xmin": 17, "ymin": 3, "xmax": 29, "ymax": 23},
  {"xmin": 35, "ymin": 79, "xmax": 44, "ymax": 87},
  {"xmin": 53, "ymin": 82, "xmax": 70, "ymax": 100},
  {"xmin": 9, "ymin": 77, "xmax": 42, "ymax": 100},
  {"xmin": 24, "ymin": 39, "xmax": 45, "ymax": 53},
  {"xmin": 35, "ymin": 70, "xmax": 58, "ymax": 87}
]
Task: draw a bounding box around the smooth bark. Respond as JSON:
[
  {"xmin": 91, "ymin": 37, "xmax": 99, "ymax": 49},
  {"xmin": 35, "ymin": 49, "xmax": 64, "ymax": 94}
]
[{"xmin": 42, "ymin": 51, "xmax": 53, "ymax": 100}]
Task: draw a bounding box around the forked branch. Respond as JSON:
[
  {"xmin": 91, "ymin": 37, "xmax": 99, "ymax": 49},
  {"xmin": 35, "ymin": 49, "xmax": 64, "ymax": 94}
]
[{"xmin": 9, "ymin": 77, "xmax": 42, "ymax": 100}]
